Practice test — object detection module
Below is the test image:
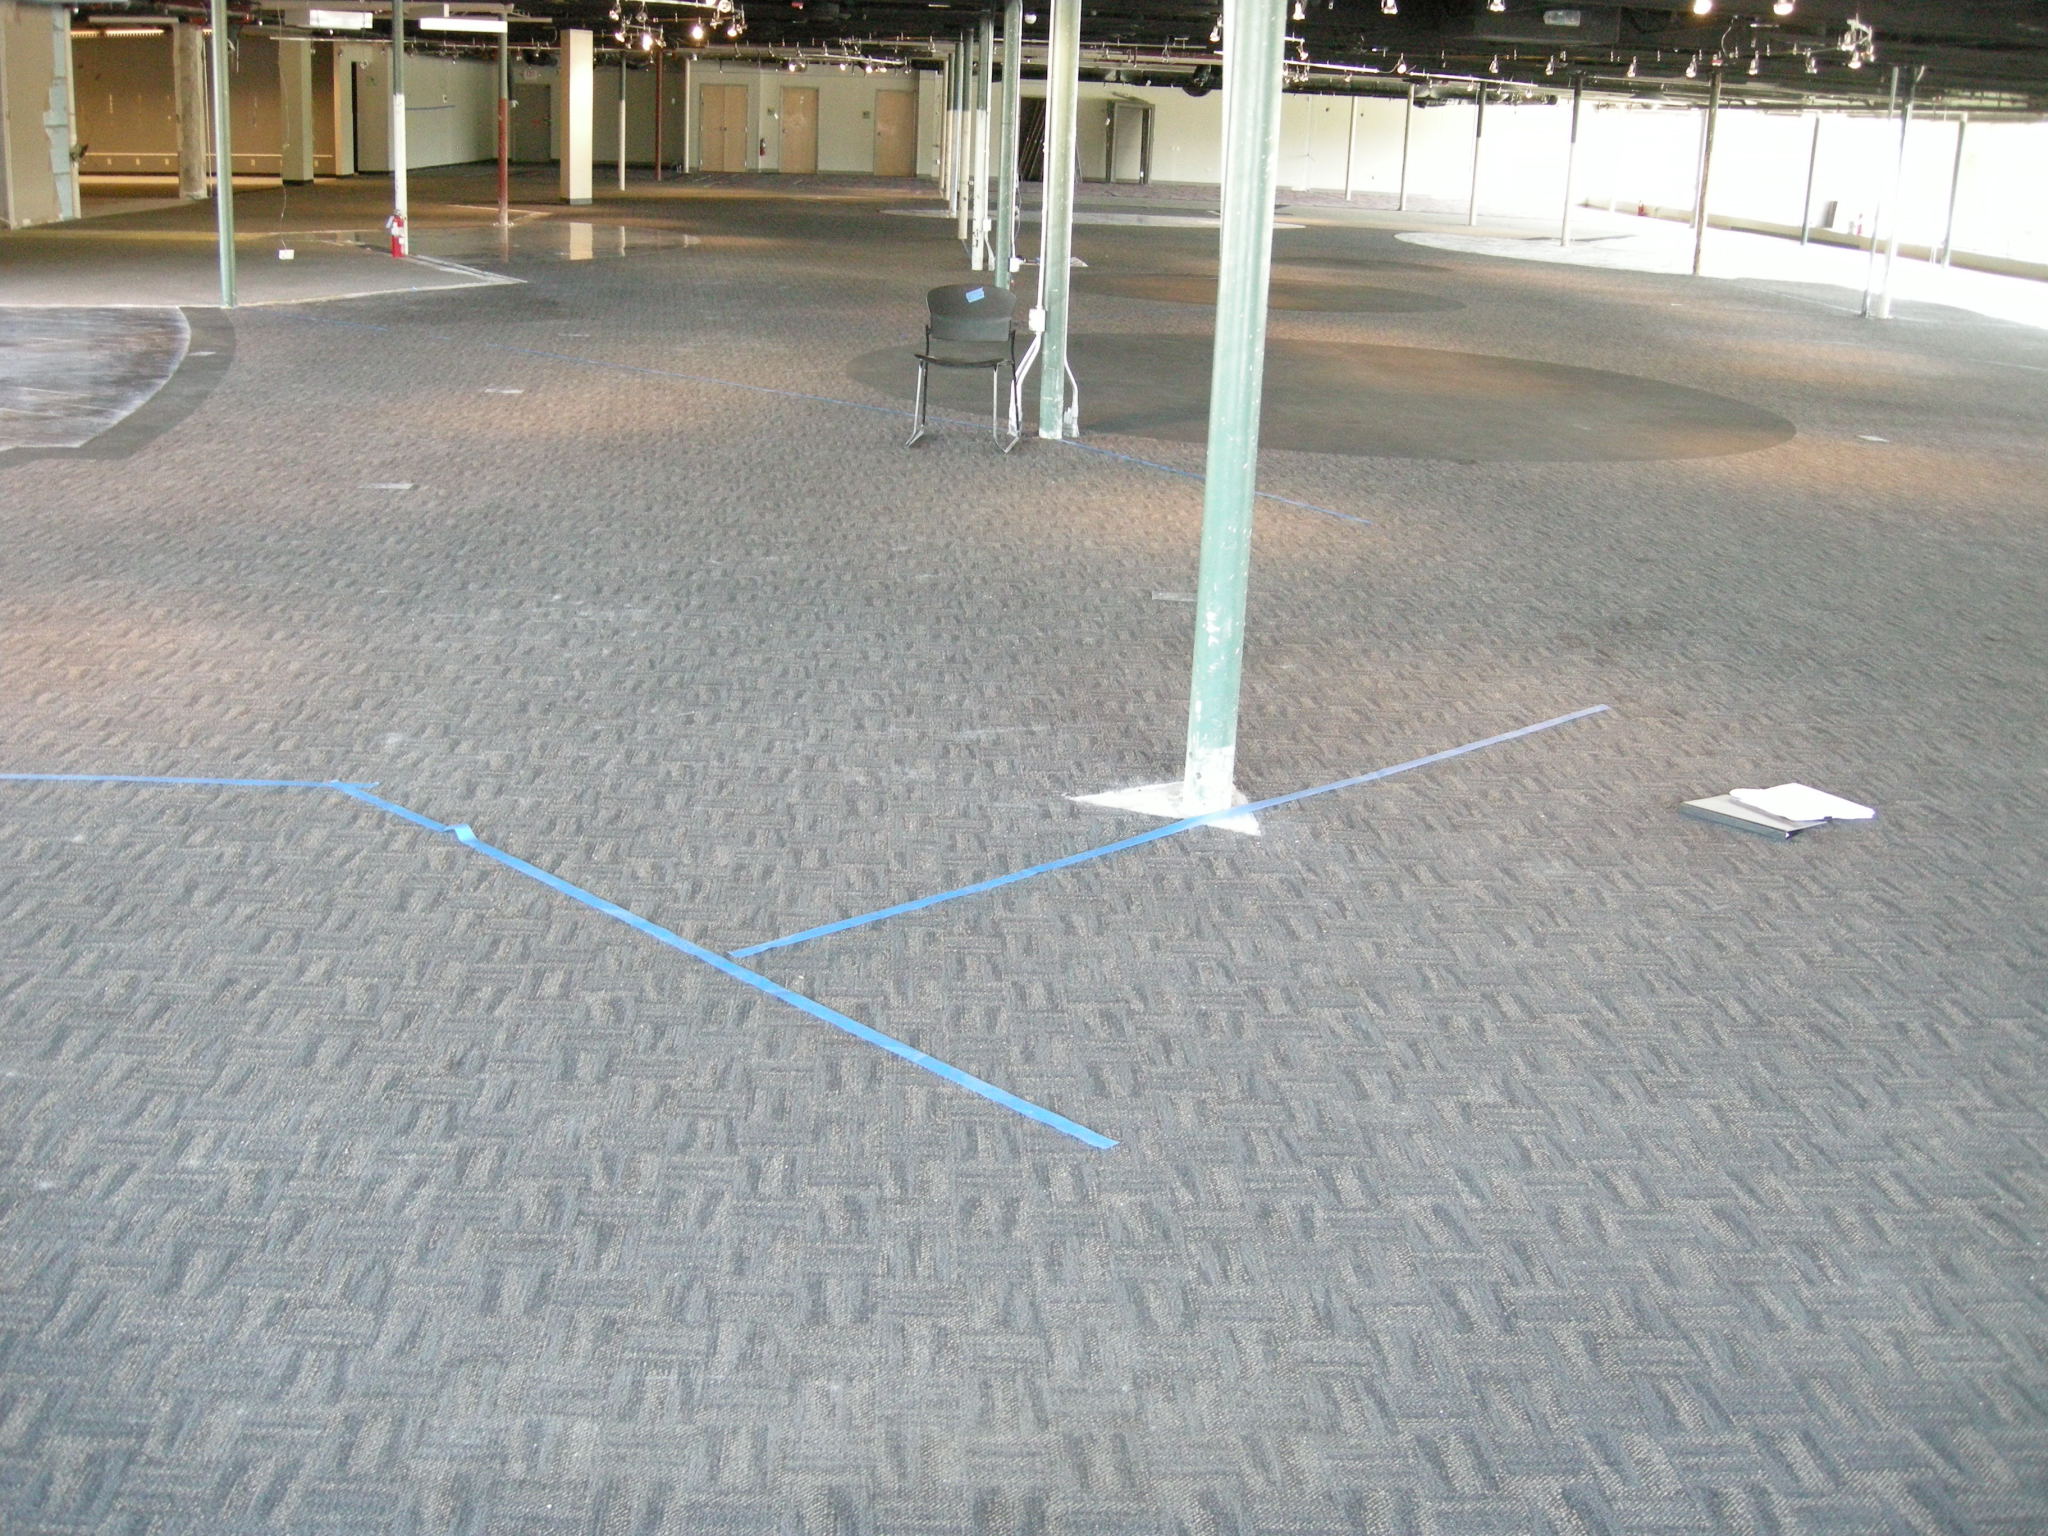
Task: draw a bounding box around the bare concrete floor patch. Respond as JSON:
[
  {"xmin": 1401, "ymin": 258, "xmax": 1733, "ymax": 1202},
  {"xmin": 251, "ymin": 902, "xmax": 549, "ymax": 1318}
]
[{"xmin": 0, "ymin": 307, "xmax": 188, "ymax": 452}]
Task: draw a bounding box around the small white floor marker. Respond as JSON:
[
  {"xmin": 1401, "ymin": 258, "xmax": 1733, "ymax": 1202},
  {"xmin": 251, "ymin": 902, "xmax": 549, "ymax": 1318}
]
[{"xmin": 1069, "ymin": 780, "xmax": 1261, "ymax": 836}]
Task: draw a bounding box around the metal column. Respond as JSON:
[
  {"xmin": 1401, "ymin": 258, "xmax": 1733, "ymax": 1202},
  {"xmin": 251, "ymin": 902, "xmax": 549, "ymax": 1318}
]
[
  {"xmin": 1874, "ymin": 66, "xmax": 1923, "ymax": 321},
  {"xmin": 653, "ymin": 47, "xmax": 663, "ymax": 181},
  {"xmin": 1397, "ymin": 83, "xmax": 1412, "ymax": 212},
  {"xmin": 207, "ymin": 0, "xmax": 236, "ymax": 305},
  {"xmin": 1035, "ymin": 0, "xmax": 1080, "ymax": 439},
  {"xmin": 1797, "ymin": 113, "xmax": 1821, "ymax": 245},
  {"xmin": 1180, "ymin": 0, "xmax": 1287, "ymax": 814},
  {"xmin": 1939, "ymin": 114, "xmax": 1967, "ymax": 267},
  {"xmin": 1860, "ymin": 67, "xmax": 1901, "ymax": 317},
  {"xmin": 389, "ymin": 0, "xmax": 409, "ymax": 254},
  {"xmin": 1466, "ymin": 86, "xmax": 1485, "ymax": 226},
  {"xmin": 971, "ymin": 14, "xmax": 994, "ymax": 267},
  {"xmin": 1559, "ymin": 75, "xmax": 1582, "ymax": 246},
  {"xmin": 496, "ymin": 26, "xmax": 510, "ymax": 224},
  {"xmin": 1342, "ymin": 96, "xmax": 1357, "ymax": 201},
  {"xmin": 618, "ymin": 51, "xmax": 628, "ymax": 189},
  {"xmin": 1690, "ymin": 69, "xmax": 1719, "ymax": 277},
  {"xmin": 955, "ymin": 31, "xmax": 975, "ymax": 242},
  {"xmin": 943, "ymin": 45, "xmax": 959, "ymax": 211},
  {"xmin": 682, "ymin": 55, "xmax": 694, "ymax": 172},
  {"xmin": 993, "ymin": 0, "xmax": 1022, "ymax": 286}
]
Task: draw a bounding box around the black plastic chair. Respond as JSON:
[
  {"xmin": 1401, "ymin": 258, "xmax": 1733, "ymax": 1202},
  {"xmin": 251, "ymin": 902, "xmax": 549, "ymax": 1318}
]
[{"xmin": 906, "ymin": 282, "xmax": 1021, "ymax": 452}]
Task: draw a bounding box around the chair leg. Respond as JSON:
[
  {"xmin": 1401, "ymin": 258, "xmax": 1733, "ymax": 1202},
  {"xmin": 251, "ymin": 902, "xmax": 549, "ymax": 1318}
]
[{"xmin": 906, "ymin": 360, "xmax": 930, "ymax": 447}]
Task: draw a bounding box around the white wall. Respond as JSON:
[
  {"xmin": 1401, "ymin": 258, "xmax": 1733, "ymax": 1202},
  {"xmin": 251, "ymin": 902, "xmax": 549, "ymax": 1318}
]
[
  {"xmin": 346, "ymin": 44, "xmax": 497, "ymax": 172},
  {"xmin": 1585, "ymin": 102, "xmax": 2048, "ymax": 267}
]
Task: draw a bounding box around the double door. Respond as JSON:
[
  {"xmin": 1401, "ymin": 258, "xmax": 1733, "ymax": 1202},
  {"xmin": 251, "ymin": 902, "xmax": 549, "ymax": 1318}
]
[{"xmin": 699, "ymin": 84, "xmax": 748, "ymax": 172}]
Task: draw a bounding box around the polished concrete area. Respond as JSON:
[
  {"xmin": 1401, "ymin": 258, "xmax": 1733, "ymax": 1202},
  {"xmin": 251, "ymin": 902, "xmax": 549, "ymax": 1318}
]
[{"xmin": 2, "ymin": 166, "xmax": 2045, "ymax": 1536}]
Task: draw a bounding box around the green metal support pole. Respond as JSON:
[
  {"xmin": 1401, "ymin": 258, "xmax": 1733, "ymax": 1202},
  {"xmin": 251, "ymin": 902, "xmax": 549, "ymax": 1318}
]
[
  {"xmin": 955, "ymin": 30, "xmax": 974, "ymax": 244},
  {"xmin": 207, "ymin": 0, "xmax": 235, "ymax": 306},
  {"xmin": 1875, "ymin": 66, "xmax": 1923, "ymax": 321},
  {"xmin": 1180, "ymin": 0, "xmax": 1286, "ymax": 812},
  {"xmin": 1690, "ymin": 69, "xmax": 1720, "ymax": 278},
  {"xmin": 1466, "ymin": 83, "xmax": 1485, "ymax": 226},
  {"xmin": 1560, "ymin": 75, "xmax": 1582, "ymax": 247},
  {"xmin": 994, "ymin": 0, "xmax": 1022, "ymax": 287},
  {"xmin": 1035, "ymin": 0, "xmax": 1080, "ymax": 438},
  {"xmin": 972, "ymin": 13, "xmax": 995, "ymax": 268}
]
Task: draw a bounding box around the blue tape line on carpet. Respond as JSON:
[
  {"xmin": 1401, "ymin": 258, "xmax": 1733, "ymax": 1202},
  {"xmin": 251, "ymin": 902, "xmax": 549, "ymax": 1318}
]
[
  {"xmin": 337, "ymin": 786, "xmax": 1117, "ymax": 1150},
  {"xmin": 0, "ymin": 772, "xmax": 374, "ymax": 790},
  {"xmin": 732, "ymin": 706, "xmax": 1610, "ymax": 959}
]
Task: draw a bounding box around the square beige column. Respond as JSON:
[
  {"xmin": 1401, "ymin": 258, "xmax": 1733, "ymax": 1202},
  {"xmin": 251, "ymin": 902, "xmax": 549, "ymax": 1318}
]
[
  {"xmin": 278, "ymin": 37, "xmax": 314, "ymax": 184},
  {"xmin": 558, "ymin": 28, "xmax": 593, "ymax": 205},
  {"xmin": 0, "ymin": 0, "xmax": 64, "ymax": 227},
  {"xmin": 173, "ymin": 22, "xmax": 209, "ymax": 198}
]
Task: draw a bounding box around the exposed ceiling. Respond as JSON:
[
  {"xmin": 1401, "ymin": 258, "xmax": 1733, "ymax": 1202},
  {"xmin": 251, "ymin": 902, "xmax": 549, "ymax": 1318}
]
[
  {"xmin": 62, "ymin": 0, "xmax": 2048, "ymax": 110},
  {"xmin": 605, "ymin": 0, "xmax": 2048, "ymax": 111}
]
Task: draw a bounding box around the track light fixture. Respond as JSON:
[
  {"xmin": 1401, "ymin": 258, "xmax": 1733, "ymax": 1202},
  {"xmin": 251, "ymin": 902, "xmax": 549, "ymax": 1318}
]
[
  {"xmin": 1209, "ymin": 16, "xmax": 1220, "ymax": 42},
  {"xmin": 1381, "ymin": 0, "xmax": 1397, "ymax": 13},
  {"xmin": 1291, "ymin": 0, "xmax": 1303, "ymax": 20},
  {"xmin": 1488, "ymin": 53, "xmax": 1499, "ymax": 73},
  {"xmin": 1773, "ymin": 0, "xmax": 1794, "ymax": 12},
  {"xmin": 1691, "ymin": 0, "xmax": 1712, "ymax": 15},
  {"xmin": 1626, "ymin": 56, "xmax": 1636, "ymax": 77},
  {"xmin": 1684, "ymin": 53, "xmax": 1697, "ymax": 77},
  {"xmin": 1486, "ymin": 0, "xmax": 1504, "ymax": 11},
  {"xmin": 1393, "ymin": 53, "xmax": 1407, "ymax": 72},
  {"xmin": 1748, "ymin": 51, "xmax": 1760, "ymax": 74}
]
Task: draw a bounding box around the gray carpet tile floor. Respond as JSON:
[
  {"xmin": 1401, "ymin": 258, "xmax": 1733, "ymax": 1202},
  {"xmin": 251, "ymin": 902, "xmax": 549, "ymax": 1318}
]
[{"xmin": 1, "ymin": 168, "xmax": 2043, "ymax": 1535}]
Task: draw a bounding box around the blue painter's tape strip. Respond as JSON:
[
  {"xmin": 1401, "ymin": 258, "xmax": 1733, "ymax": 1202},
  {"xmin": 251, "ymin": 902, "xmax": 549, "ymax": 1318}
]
[
  {"xmin": 964, "ymin": 287, "xmax": 987, "ymax": 302},
  {"xmin": 732, "ymin": 706, "xmax": 1610, "ymax": 958},
  {"xmin": 338, "ymin": 787, "xmax": 1116, "ymax": 1150},
  {"xmin": 332, "ymin": 783, "xmax": 459, "ymax": 833},
  {"xmin": 0, "ymin": 772, "xmax": 375, "ymax": 790}
]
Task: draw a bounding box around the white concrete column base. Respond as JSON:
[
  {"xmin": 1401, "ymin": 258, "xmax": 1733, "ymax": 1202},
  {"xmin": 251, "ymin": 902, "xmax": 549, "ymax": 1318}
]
[{"xmin": 1068, "ymin": 781, "xmax": 1260, "ymax": 836}]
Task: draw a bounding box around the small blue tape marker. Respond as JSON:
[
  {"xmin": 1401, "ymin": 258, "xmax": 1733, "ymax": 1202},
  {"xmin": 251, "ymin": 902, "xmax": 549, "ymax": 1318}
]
[
  {"xmin": 964, "ymin": 287, "xmax": 987, "ymax": 302},
  {"xmin": 732, "ymin": 706, "xmax": 1611, "ymax": 958},
  {"xmin": 337, "ymin": 787, "xmax": 1116, "ymax": 1150}
]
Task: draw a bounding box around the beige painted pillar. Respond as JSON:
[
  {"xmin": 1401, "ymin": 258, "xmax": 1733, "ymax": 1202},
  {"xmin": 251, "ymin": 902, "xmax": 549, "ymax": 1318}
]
[
  {"xmin": 330, "ymin": 47, "xmax": 355, "ymax": 175},
  {"xmin": 0, "ymin": 0, "xmax": 64, "ymax": 227},
  {"xmin": 278, "ymin": 37, "xmax": 314, "ymax": 183},
  {"xmin": 558, "ymin": 28, "xmax": 592, "ymax": 204},
  {"xmin": 173, "ymin": 22, "xmax": 209, "ymax": 198}
]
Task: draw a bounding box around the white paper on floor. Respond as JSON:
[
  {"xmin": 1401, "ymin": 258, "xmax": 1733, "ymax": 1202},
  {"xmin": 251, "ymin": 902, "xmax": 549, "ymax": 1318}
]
[{"xmin": 1730, "ymin": 784, "xmax": 1875, "ymax": 822}]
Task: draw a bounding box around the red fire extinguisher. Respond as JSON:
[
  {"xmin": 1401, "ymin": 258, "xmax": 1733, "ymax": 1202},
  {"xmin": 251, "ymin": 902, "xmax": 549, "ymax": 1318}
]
[{"xmin": 386, "ymin": 212, "xmax": 408, "ymax": 258}]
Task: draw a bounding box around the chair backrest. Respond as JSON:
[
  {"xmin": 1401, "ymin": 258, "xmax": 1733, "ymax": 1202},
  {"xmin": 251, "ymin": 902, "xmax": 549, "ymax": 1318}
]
[{"xmin": 926, "ymin": 283, "xmax": 1017, "ymax": 344}]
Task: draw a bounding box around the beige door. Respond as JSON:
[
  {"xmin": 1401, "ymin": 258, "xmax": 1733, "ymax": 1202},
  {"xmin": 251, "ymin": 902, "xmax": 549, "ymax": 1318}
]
[
  {"xmin": 699, "ymin": 84, "xmax": 748, "ymax": 172},
  {"xmin": 779, "ymin": 87, "xmax": 817, "ymax": 174},
  {"xmin": 872, "ymin": 91, "xmax": 916, "ymax": 177}
]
